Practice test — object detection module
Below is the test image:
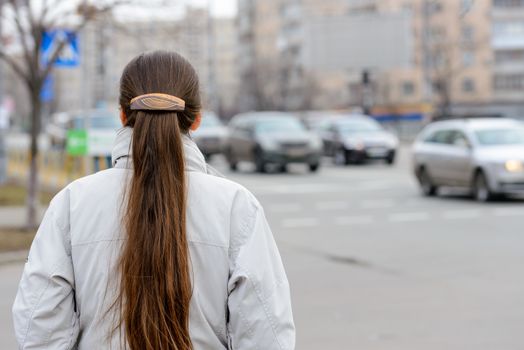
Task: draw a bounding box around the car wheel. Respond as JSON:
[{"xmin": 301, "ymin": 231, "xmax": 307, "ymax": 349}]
[
  {"xmin": 254, "ymin": 150, "xmax": 266, "ymax": 173},
  {"xmin": 226, "ymin": 148, "xmax": 237, "ymax": 172},
  {"xmin": 280, "ymin": 164, "xmax": 289, "ymax": 173},
  {"xmin": 419, "ymin": 168, "xmax": 437, "ymax": 196},
  {"xmin": 309, "ymin": 163, "xmax": 320, "ymax": 172},
  {"xmin": 334, "ymin": 147, "xmax": 348, "ymax": 165},
  {"xmin": 473, "ymin": 171, "xmax": 493, "ymax": 202},
  {"xmin": 386, "ymin": 155, "xmax": 395, "ymax": 165}
]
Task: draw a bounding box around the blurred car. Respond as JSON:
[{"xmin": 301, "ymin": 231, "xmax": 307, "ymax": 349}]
[
  {"xmin": 226, "ymin": 112, "xmax": 323, "ymax": 173},
  {"xmin": 69, "ymin": 110, "xmax": 121, "ymax": 156},
  {"xmin": 191, "ymin": 111, "xmax": 228, "ymax": 159},
  {"xmin": 299, "ymin": 110, "xmax": 343, "ymax": 134},
  {"xmin": 321, "ymin": 115, "xmax": 399, "ymax": 165},
  {"xmin": 413, "ymin": 118, "xmax": 524, "ymax": 201},
  {"xmin": 46, "ymin": 109, "xmax": 120, "ymax": 151}
]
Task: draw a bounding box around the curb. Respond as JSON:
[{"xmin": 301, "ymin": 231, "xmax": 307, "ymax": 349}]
[{"xmin": 0, "ymin": 250, "xmax": 28, "ymax": 266}]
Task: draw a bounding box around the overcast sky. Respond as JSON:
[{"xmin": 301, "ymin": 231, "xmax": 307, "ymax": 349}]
[
  {"xmin": 112, "ymin": 0, "xmax": 237, "ymax": 21},
  {"xmin": 192, "ymin": 0, "xmax": 237, "ymax": 17}
]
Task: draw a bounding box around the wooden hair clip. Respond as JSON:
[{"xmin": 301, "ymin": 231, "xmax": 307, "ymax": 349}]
[{"xmin": 130, "ymin": 93, "xmax": 185, "ymax": 111}]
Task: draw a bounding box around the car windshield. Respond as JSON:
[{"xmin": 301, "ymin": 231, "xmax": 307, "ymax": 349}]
[
  {"xmin": 475, "ymin": 128, "xmax": 524, "ymax": 146},
  {"xmin": 337, "ymin": 119, "xmax": 382, "ymax": 133},
  {"xmin": 255, "ymin": 118, "xmax": 305, "ymax": 133},
  {"xmin": 201, "ymin": 114, "xmax": 222, "ymax": 128}
]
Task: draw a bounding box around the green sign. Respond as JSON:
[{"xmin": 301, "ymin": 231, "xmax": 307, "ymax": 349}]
[{"xmin": 66, "ymin": 129, "xmax": 88, "ymax": 156}]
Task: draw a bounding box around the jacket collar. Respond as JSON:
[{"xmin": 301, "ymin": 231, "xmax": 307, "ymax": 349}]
[{"xmin": 111, "ymin": 126, "xmax": 221, "ymax": 176}]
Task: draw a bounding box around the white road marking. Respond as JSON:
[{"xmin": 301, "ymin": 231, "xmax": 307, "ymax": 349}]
[
  {"xmin": 335, "ymin": 216, "xmax": 373, "ymax": 225},
  {"xmin": 442, "ymin": 210, "xmax": 481, "ymax": 220},
  {"xmin": 243, "ymin": 181, "xmax": 402, "ymax": 196},
  {"xmin": 268, "ymin": 203, "xmax": 302, "ymax": 213},
  {"xmin": 404, "ymin": 197, "xmax": 427, "ymax": 206},
  {"xmin": 360, "ymin": 198, "xmax": 395, "ymax": 209},
  {"xmin": 281, "ymin": 218, "xmax": 319, "ymax": 228},
  {"xmin": 316, "ymin": 201, "xmax": 349, "ymax": 211},
  {"xmin": 388, "ymin": 212, "xmax": 430, "ymax": 223},
  {"xmin": 357, "ymin": 180, "xmax": 395, "ymax": 191},
  {"xmin": 492, "ymin": 208, "xmax": 523, "ymax": 217},
  {"xmin": 249, "ymin": 184, "xmax": 339, "ymax": 195}
]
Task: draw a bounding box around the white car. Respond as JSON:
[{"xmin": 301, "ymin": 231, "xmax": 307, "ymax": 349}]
[{"xmin": 413, "ymin": 118, "xmax": 524, "ymax": 201}]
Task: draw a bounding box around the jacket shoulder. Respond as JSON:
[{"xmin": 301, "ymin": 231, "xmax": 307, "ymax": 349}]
[
  {"xmin": 187, "ymin": 172, "xmax": 263, "ymax": 247},
  {"xmin": 189, "ymin": 172, "xmax": 260, "ymax": 210}
]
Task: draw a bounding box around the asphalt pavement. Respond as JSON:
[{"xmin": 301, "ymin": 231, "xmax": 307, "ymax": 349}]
[{"xmin": 1, "ymin": 147, "xmax": 523, "ymax": 349}]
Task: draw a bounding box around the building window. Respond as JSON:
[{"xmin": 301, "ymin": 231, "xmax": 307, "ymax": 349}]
[
  {"xmin": 428, "ymin": 26, "xmax": 446, "ymax": 42},
  {"xmin": 495, "ymin": 49, "xmax": 524, "ymax": 63},
  {"xmin": 462, "ymin": 25, "xmax": 475, "ymax": 43},
  {"xmin": 494, "ymin": 74, "xmax": 524, "ymax": 90},
  {"xmin": 462, "ymin": 51, "xmax": 475, "ymax": 66},
  {"xmin": 462, "ymin": 78, "xmax": 475, "ymax": 92},
  {"xmin": 428, "ymin": 1, "xmax": 443, "ymax": 14},
  {"xmin": 402, "ymin": 81, "xmax": 415, "ymax": 96},
  {"xmin": 494, "ymin": 0, "xmax": 524, "ymax": 8},
  {"xmin": 461, "ymin": 0, "xmax": 474, "ymax": 14}
]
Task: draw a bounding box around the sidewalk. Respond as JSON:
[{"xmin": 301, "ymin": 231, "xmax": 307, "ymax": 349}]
[{"xmin": 0, "ymin": 206, "xmax": 45, "ymax": 265}]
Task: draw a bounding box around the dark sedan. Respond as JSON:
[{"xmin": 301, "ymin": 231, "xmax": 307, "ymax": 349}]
[
  {"xmin": 226, "ymin": 112, "xmax": 323, "ymax": 173},
  {"xmin": 321, "ymin": 115, "xmax": 399, "ymax": 165}
]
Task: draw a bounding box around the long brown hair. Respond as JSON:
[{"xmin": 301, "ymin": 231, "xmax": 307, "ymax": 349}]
[{"xmin": 113, "ymin": 51, "xmax": 200, "ymax": 349}]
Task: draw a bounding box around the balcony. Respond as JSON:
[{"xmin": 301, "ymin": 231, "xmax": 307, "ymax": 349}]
[
  {"xmin": 493, "ymin": 61, "xmax": 524, "ymax": 72},
  {"xmin": 492, "ymin": 6, "xmax": 524, "ymax": 19},
  {"xmin": 492, "ymin": 36, "xmax": 524, "ymax": 50}
]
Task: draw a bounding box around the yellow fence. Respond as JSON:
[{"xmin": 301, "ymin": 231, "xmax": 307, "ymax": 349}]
[{"xmin": 7, "ymin": 150, "xmax": 112, "ymax": 190}]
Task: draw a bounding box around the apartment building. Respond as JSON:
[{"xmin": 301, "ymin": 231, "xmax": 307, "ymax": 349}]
[
  {"xmin": 212, "ymin": 17, "xmax": 240, "ymax": 116},
  {"xmin": 491, "ymin": 0, "xmax": 524, "ymax": 116},
  {"xmin": 379, "ymin": 0, "xmax": 492, "ymax": 115},
  {"xmin": 237, "ymin": 0, "xmax": 524, "ymax": 118},
  {"xmin": 237, "ymin": 0, "xmax": 283, "ymax": 111}
]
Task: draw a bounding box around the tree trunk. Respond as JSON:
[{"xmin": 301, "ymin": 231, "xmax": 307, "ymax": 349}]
[{"xmin": 26, "ymin": 91, "xmax": 42, "ymax": 230}]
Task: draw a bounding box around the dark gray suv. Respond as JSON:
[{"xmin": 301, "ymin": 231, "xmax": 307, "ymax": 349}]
[{"xmin": 226, "ymin": 112, "xmax": 323, "ymax": 173}]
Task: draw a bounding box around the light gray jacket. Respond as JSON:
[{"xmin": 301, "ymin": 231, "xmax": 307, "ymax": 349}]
[{"xmin": 12, "ymin": 127, "xmax": 295, "ymax": 349}]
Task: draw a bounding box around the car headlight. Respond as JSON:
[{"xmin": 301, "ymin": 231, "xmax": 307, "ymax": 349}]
[
  {"xmin": 310, "ymin": 136, "xmax": 323, "ymax": 150},
  {"xmin": 505, "ymin": 160, "xmax": 523, "ymax": 173}
]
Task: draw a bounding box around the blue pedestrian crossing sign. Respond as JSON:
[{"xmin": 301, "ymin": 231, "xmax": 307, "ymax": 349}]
[{"xmin": 41, "ymin": 30, "xmax": 80, "ymax": 68}]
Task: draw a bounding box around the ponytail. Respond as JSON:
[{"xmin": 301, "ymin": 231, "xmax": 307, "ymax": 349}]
[{"xmin": 111, "ymin": 51, "xmax": 200, "ymax": 350}]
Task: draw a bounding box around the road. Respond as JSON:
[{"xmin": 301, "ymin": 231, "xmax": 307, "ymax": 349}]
[{"xmin": 1, "ymin": 148, "xmax": 523, "ymax": 349}]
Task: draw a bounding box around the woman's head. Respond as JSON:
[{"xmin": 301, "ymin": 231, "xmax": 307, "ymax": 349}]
[
  {"xmin": 119, "ymin": 50, "xmax": 201, "ymax": 131},
  {"xmin": 112, "ymin": 51, "xmax": 198, "ymax": 350}
]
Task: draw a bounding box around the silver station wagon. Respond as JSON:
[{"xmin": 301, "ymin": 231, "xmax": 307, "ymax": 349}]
[{"xmin": 413, "ymin": 118, "xmax": 524, "ymax": 201}]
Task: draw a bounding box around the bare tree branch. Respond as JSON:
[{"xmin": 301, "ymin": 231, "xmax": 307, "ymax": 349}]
[
  {"xmin": 0, "ymin": 50, "xmax": 30, "ymax": 85},
  {"xmin": 40, "ymin": 0, "xmax": 50, "ymax": 22},
  {"xmin": 7, "ymin": 0, "xmax": 35, "ymax": 79},
  {"xmin": 41, "ymin": 1, "xmax": 128, "ymax": 80},
  {"xmin": 21, "ymin": 0, "xmax": 36, "ymax": 35},
  {"xmin": 43, "ymin": 9, "xmax": 76, "ymax": 29}
]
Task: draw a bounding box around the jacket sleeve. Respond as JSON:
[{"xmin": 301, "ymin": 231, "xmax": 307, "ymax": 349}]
[
  {"xmin": 227, "ymin": 193, "xmax": 295, "ymax": 350},
  {"xmin": 12, "ymin": 189, "xmax": 79, "ymax": 349}
]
